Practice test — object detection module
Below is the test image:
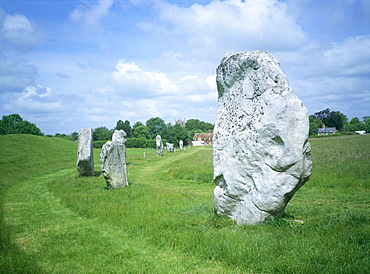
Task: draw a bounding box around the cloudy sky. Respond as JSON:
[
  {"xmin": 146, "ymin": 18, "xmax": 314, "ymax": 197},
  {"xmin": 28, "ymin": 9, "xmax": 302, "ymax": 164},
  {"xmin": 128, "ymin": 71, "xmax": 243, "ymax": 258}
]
[{"xmin": 0, "ymin": 0, "xmax": 369, "ymax": 134}]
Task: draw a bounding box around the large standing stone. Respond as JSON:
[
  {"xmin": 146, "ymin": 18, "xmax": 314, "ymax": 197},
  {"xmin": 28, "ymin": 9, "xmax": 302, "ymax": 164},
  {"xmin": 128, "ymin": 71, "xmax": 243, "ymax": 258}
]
[
  {"xmin": 179, "ymin": 140, "xmax": 184, "ymax": 150},
  {"xmin": 100, "ymin": 130, "xmax": 128, "ymax": 189},
  {"xmin": 76, "ymin": 128, "xmax": 95, "ymax": 176},
  {"xmin": 166, "ymin": 143, "xmax": 174, "ymax": 153},
  {"xmin": 156, "ymin": 135, "xmax": 163, "ymax": 156},
  {"xmin": 213, "ymin": 51, "xmax": 312, "ymax": 225}
]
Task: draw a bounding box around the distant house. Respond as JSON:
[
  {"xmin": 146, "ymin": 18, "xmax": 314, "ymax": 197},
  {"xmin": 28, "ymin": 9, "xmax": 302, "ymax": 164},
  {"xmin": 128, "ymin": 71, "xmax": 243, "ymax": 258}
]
[
  {"xmin": 192, "ymin": 132, "xmax": 214, "ymax": 146},
  {"xmin": 317, "ymin": 125, "xmax": 338, "ymax": 135}
]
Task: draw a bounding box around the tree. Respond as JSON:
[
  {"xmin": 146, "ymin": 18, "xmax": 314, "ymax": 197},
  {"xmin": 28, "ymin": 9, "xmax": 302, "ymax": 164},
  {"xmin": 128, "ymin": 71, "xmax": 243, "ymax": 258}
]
[
  {"xmin": 0, "ymin": 114, "xmax": 43, "ymax": 135},
  {"xmin": 309, "ymin": 115, "xmax": 322, "ymax": 136},
  {"xmin": 350, "ymin": 117, "xmax": 361, "ymax": 125},
  {"xmin": 0, "ymin": 114, "xmax": 23, "ymax": 134},
  {"xmin": 146, "ymin": 117, "xmax": 166, "ymax": 139},
  {"xmin": 363, "ymin": 116, "xmax": 370, "ymax": 125},
  {"xmin": 70, "ymin": 131, "xmax": 78, "ymax": 141},
  {"xmin": 93, "ymin": 127, "xmax": 113, "ymax": 141},
  {"xmin": 313, "ymin": 108, "xmax": 330, "ymax": 122},
  {"xmin": 185, "ymin": 119, "xmax": 214, "ymax": 132},
  {"xmin": 115, "ymin": 120, "xmax": 125, "ymax": 131},
  {"xmin": 132, "ymin": 125, "xmax": 150, "ymax": 139},
  {"xmin": 313, "ymin": 108, "xmax": 345, "ymax": 131},
  {"xmin": 348, "ymin": 117, "xmax": 370, "ymax": 132},
  {"xmin": 160, "ymin": 123, "xmax": 189, "ymax": 146},
  {"xmin": 115, "ymin": 119, "xmax": 131, "ymax": 137},
  {"xmin": 14, "ymin": 121, "xmax": 43, "ymax": 135}
]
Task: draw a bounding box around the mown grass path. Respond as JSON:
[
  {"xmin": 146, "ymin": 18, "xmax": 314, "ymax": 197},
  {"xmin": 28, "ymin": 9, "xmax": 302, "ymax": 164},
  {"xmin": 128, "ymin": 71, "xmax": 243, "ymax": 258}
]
[{"xmin": 3, "ymin": 146, "xmax": 231, "ymax": 273}]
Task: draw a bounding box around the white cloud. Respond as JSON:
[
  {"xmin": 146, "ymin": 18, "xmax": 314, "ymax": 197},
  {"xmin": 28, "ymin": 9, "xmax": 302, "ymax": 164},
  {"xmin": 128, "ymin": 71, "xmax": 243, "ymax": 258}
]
[
  {"xmin": 0, "ymin": 10, "xmax": 43, "ymax": 52},
  {"xmin": 73, "ymin": 58, "xmax": 218, "ymax": 127},
  {"xmin": 109, "ymin": 59, "xmax": 217, "ymax": 99},
  {"xmin": 13, "ymin": 85, "xmax": 63, "ymax": 112},
  {"xmin": 323, "ymin": 36, "xmax": 370, "ymax": 76},
  {"xmin": 110, "ymin": 60, "xmax": 178, "ymax": 97},
  {"xmin": 142, "ymin": 0, "xmax": 307, "ymax": 56},
  {"xmin": 70, "ymin": 0, "xmax": 114, "ymax": 32},
  {"xmin": 279, "ymin": 36, "xmax": 370, "ymax": 118}
]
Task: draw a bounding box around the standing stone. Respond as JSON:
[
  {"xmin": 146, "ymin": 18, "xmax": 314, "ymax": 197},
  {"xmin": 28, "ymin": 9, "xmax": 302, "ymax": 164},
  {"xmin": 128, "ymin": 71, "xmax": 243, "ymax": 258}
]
[
  {"xmin": 179, "ymin": 140, "xmax": 184, "ymax": 150},
  {"xmin": 156, "ymin": 135, "xmax": 163, "ymax": 156},
  {"xmin": 213, "ymin": 51, "xmax": 312, "ymax": 225},
  {"xmin": 76, "ymin": 128, "xmax": 95, "ymax": 176},
  {"xmin": 166, "ymin": 143, "xmax": 174, "ymax": 152},
  {"xmin": 100, "ymin": 130, "xmax": 128, "ymax": 189}
]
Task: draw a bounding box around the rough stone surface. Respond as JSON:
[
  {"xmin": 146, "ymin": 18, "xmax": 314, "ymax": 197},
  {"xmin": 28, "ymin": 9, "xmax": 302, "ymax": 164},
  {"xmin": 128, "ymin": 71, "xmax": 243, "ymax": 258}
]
[
  {"xmin": 213, "ymin": 51, "xmax": 312, "ymax": 225},
  {"xmin": 76, "ymin": 128, "xmax": 95, "ymax": 176},
  {"xmin": 179, "ymin": 140, "xmax": 184, "ymax": 150},
  {"xmin": 100, "ymin": 130, "xmax": 128, "ymax": 188},
  {"xmin": 166, "ymin": 143, "xmax": 174, "ymax": 152},
  {"xmin": 156, "ymin": 135, "xmax": 163, "ymax": 156}
]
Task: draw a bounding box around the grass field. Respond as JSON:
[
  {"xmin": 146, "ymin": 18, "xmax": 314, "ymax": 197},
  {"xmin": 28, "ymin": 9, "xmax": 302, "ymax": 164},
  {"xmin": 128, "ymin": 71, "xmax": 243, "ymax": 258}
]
[{"xmin": 1, "ymin": 134, "xmax": 369, "ymax": 273}]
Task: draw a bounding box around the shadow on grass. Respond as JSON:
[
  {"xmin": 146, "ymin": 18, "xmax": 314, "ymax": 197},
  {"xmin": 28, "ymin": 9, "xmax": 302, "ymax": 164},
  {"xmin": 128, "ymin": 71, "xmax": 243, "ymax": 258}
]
[
  {"xmin": 0, "ymin": 186, "xmax": 44, "ymax": 273},
  {"xmin": 94, "ymin": 171, "xmax": 102, "ymax": 177}
]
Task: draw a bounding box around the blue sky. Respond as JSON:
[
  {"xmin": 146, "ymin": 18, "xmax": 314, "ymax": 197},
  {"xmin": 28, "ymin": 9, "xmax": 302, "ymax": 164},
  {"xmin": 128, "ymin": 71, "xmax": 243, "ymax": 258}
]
[{"xmin": 0, "ymin": 0, "xmax": 369, "ymax": 134}]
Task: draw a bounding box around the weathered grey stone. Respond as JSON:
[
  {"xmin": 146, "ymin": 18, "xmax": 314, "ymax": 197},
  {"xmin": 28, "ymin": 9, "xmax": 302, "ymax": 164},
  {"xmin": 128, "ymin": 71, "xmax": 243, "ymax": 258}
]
[
  {"xmin": 100, "ymin": 130, "xmax": 128, "ymax": 188},
  {"xmin": 156, "ymin": 135, "xmax": 163, "ymax": 156},
  {"xmin": 179, "ymin": 140, "xmax": 184, "ymax": 150},
  {"xmin": 213, "ymin": 51, "xmax": 312, "ymax": 225},
  {"xmin": 76, "ymin": 128, "xmax": 95, "ymax": 176},
  {"xmin": 166, "ymin": 143, "xmax": 174, "ymax": 152}
]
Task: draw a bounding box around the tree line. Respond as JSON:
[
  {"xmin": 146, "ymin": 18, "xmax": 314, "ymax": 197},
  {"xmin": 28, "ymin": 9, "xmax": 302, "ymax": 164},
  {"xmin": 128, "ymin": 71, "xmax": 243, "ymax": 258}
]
[
  {"xmin": 309, "ymin": 108, "xmax": 370, "ymax": 135},
  {"xmin": 92, "ymin": 117, "xmax": 214, "ymax": 148},
  {"xmin": 0, "ymin": 114, "xmax": 214, "ymax": 147},
  {"xmin": 1, "ymin": 109, "xmax": 369, "ymax": 142},
  {"xmin": 0, "ymin": 114, "xmax": 43, "ymax": 136}
]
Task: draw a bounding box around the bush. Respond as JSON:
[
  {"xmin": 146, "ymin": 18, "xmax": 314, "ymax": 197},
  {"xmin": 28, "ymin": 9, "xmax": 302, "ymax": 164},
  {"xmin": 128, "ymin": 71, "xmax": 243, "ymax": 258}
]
[
  {"xmin": 93, "ymin": 140, "xmax": 108, "ymax": 148},
  {"xmin": 126, "ymin": 138, "xmax": 168, "ymax": 148},
  {"xmin": 126, "ymin": 137, "xmax": 148, "ymax": 148},
  {"xmin": 94, "ymin": 138, "xmax": 169, "ymax": 149}
]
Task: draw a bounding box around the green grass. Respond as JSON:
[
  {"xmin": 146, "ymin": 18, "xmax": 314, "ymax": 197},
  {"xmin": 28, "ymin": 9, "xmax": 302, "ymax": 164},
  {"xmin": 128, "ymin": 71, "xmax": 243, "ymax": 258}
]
[{"xmin": 1, "ymin": 134, "xmax": 369, "ymax": 273}]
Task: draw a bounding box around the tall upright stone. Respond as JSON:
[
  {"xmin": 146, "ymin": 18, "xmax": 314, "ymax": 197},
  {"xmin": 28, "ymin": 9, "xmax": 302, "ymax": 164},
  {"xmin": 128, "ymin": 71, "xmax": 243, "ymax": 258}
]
[
  {"xmin": 76, "ymin": 128, "xmax": 95, "ymax": 176},
  {"xmin": 156, "ymin": 135, "xmax": 163, "ymax": 156},
  {"xmin": 166, "ymin": 143, "xmax": 174, "ymax": 153},
  {"xmin": 213, "ymin": 51, "xmax": 312, "ymax": 225},
  {"xmin": 100, "ymin": 130, "xmax": 128, "ymax": 189},
  {"xmin": 179, "ymin": 140, "xmax": 184, "ymax": 150}
]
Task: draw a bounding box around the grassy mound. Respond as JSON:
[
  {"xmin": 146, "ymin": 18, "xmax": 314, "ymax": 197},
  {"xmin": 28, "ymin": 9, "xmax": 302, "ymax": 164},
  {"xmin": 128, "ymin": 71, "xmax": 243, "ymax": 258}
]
[{"xmin": 1, "ymin": 134, "xmax": 369, "ymax": 273}]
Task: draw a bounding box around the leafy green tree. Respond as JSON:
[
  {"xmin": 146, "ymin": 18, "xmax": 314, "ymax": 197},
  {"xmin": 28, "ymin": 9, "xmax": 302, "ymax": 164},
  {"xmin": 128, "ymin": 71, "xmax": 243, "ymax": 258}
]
[
  {"xmin": 0, "ymin": 114, "xmax": 23, "ymax": 134},
  {"xmin": 185, "ymin": 119, "xmax": 213, "ymax": 132},
  {"xmin": 146, "ymin": 117, "xmax": 166, "ymax": 139},
  {"xmin": 132, "ymin": 125, "xmax": 150, "ymax": 139},
  {"xmin": 309, "ymin": 115, "xmax": 322, "ymax": 135},
  {"xmin": 70, "ymin": 131, "xmax": 78, "ymax": 141},
  {"xmin": 313, "ymin": 108, "xmax": 330, "ymax": 122},
  {"xmin": 0, "ymin": 123, "xmax": 4, "ymax": 135},
  {"xmin": 0, "ymin": 114, "xmax": 43, "ymax": 135},
  {"xmin": 14, "ymin": 121, "xmax": 43, "ymax": 135},
  {"xmin": 363, "ymin": 116, "xmax": 370, "ymax": 125},
  {"xmin": 348, "ymin": 117, "xmax": 370, "ymax": 132},
  {"xmin": 115, "ymin": 119, "xmax": 131, "ymax": 137},
  {"xmin": 93, "ymin": 127, "xmax": 113, "ymax": 141},
  {"xmin": 314, "ymin": 108, "xmax": 345, "ymax": 131},
  {"xmin": 115, "ymin": 120, "xmax": 125, "ymax": 130},
  {"xmin": 160, "ymin": 123, "xmax": 189, "ymax": 146},
  {"xmin": 350, "ymin": 117, "xmax": 361, "ymax": 125},
  {"xmin": 132, "ymin": 121, "xmax": 144, "ymax": 128}
]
